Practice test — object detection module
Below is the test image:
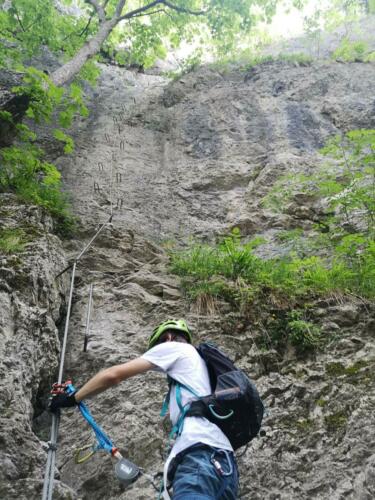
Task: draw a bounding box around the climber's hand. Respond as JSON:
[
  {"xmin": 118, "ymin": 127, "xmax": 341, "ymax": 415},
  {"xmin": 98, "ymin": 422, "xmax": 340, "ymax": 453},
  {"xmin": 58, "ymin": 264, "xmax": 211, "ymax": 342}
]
[{"xmin": 49, "ymin": 393, "xmax": 77, "ymax": 413}]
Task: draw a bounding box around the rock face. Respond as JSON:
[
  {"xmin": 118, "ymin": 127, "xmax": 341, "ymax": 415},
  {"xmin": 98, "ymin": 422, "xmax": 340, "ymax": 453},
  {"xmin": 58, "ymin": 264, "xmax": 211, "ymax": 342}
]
[
  {"xmin": 57, "ymin": 60, "xmax": 375, "ymax": 242},
  {"xmin": 0, "ymin": 194, "xmax": 69, "ymax": 499},
  {"xmin": 1, "ymin": 57, "xmax": 375, "ymax": 500}
]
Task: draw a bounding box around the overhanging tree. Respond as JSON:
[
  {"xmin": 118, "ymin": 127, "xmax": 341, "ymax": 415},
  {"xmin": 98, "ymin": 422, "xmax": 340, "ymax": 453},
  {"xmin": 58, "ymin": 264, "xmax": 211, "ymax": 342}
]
[
  {"xmin": 1, "ymin": 0, "xmax": 280, "ymax": 230},
  {"xmin": 1, "ymin": 0, "xmax": 280, "ymax": 86}
]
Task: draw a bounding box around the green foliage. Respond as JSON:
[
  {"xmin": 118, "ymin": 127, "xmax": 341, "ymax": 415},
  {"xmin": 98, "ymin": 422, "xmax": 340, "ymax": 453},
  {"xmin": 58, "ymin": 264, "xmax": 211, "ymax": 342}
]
[
  {"xmin": 12, "ymin": 68, "xmax": 64, "ymax": 124},
  {"xmin": 165, "ymin": 50, "xmax": 203, "ymax": 80},
  {"xmin": 59, "ymin": 82, "xmax": 89, "ymax": 127},
  {"xmin": 277, "ymin": 52, "xmax": 313, "ymax": 64},
  {"xmin": 262, "ymin": 309, "xmax": 321, "ymax": 353},
  {"xmin": 276, "ymin": 228, "xmax": 305, "ymax": 242},
  {"xmin": 324, "ymin": 411, "xmax": 348, "ymax": 432},
  {"xmin": 170, "ymin": 228, "xmax": 374, "ymax": 306},
  {"xmin": 171, "ymin": 229, "xmax": 265, "ymax": 283},
  {"xmin": 0, "ymin": 140, "xmax": 75, "ymax": 234},
  {"xmin": 326, "ymin": 359, "xmax": 369, "ymax": 377},
  {"xmin": 287, "ymin": 310, "xmax": 322, "ymax": 351},
  {"xmin": 98, "ymin": 0, "xmax": 279, "ymax": 71},
  {"xmin": 262, "ymin": 173, "xmax": 312, "ymax": 212},
  {"xmin": 0, "ymin": 227, "xmax": 27, "ymax": 254},
  {"xmin": 76, "ymin": 60, "xmax": 101, "ymax": 87},
  {"xmin": 12, "ymin": 69, "xmax": 89, "ymax": 128},
  {"xmin": 202, "ymin": 52, "xmax": 311, "ymax": 79},
  {"xmin": 301, "ymin": 0, "xmax": 371, "ymax": 59},
  {"xmin": 0, "ymin": 110, "xmax": 14, "ymax": 122},
  {"xmin": 243, "ymin": 54, "xmax": 275, "ymax": 70},
  {"xmin": 263, "ymin": 130, "xmax": 375, "ymax": 257},
  {"xmin": 332, "ymin": 37, "xmax": 374, "ymax": 62},
  {"xmin": 295, "ymin": 418, "xmax": 315, "ymax": 432},
  {"xmin": 53, "ymin": 130, "xmax": 74, "ymax": 154},
  {"xmin": 319, "ymin": 129, "xmax": 375, "ymax": 233},
  {"xmin": 1, "ymin": 66, "xmax": 91, "ymax": 233},
  {"xmin": 316, "ymin": 398, "xmax": 328, "ymax": 407},
  {"xmin": 0, "ymin": 0, "xmax": 91, "ymax": 69},
  {"xmin": 170, "ymin": 130, "xmax": 375, "ymax": 322},
  {"xmin": 110, "ymin": 20, "xmax": 168, "ymax": 69}
]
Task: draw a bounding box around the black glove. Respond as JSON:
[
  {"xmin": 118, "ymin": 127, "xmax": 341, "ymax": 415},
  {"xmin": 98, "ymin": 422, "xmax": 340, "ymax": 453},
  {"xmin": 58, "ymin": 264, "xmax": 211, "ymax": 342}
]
[{"xmin": 49, "ymin": 392, "xmax": 77, "ymax": 413}]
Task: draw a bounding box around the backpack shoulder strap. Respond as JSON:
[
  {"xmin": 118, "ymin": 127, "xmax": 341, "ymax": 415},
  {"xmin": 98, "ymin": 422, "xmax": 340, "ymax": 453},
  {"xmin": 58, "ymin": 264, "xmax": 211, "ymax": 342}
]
[
  {"xmin": 160, "ymin": 376, "xmax": 173, "ymax": 417},
  {"xmin": 160, "ymin": 377, "xmax": 202, "ymax": 437}
]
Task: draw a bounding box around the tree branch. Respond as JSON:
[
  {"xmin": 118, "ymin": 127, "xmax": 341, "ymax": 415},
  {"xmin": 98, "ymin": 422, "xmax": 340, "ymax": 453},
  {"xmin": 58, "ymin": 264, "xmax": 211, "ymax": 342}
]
[
  {"xmin": 118, "ymin": 0, "xmax": 206, "ymax": 22},
  {"xmin": 161, "ymin": 0, "xmax": 206, "ymax": 15},
  {"xmin": 84, "ymin": 0, "xmax": 106, "ymax": 23},
  {"xmin": 14, "ymin": 8, "xmax": 26, "ymax": 32},
  {"xmin": 0, "ymin": 29, "xmax": 22, "ymax": 42},
  {"xmin": 119, "ymin": 0, "xmax": 163, "ymax": 21},
  {"xmin": 115, "ymin": 0, "xmax": 127, "ymax": 18},
  {"xmin": 129, "ymin": 8, "xmax": 169, "ymax": 19},
  {"xmin": 79, "ymin": 13, "xmax": 95, "ymax": 37},
  {"xmin": 102, "ymin": 0, "xmax": 110, "ymax": 12},
  {"xmin": 60, "ymin": 11, "xmax": 95, "ymax": 43},
  {"xmin": 25, "ymin": 15, "xmax": 43, "ymax": 33}
]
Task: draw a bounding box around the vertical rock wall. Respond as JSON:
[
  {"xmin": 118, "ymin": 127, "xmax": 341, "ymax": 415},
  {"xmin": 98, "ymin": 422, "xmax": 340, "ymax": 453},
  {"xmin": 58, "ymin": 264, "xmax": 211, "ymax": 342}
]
[
  {"xmin": 53, "ymin": 60, "xmax": 375, "ymax": 499},
  {"xmin": 0, "ymin": 194, "xmax": 70, "ymax": 499},
  {"xmin": 1, "ymin": 58, "xmax": 375, "ymax": 499}
]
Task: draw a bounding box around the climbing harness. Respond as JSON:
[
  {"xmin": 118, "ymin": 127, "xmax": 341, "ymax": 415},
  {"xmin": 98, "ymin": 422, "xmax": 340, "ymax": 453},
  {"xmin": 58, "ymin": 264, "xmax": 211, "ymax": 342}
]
[{"xmin": 42, "ymin": 215, "xmax": 112, "ymax": 500}]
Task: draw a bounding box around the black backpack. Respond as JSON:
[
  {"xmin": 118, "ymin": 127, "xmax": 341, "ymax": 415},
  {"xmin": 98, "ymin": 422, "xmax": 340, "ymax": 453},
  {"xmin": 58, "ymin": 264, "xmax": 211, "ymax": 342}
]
[{"xmin": 175, "ymin": 342, "xmax": 264, "ymax": 450}]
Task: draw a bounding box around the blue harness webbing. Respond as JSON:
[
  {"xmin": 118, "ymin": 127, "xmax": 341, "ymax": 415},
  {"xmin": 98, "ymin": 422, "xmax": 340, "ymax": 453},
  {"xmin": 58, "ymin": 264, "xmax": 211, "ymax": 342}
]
[
  {"xmin": 160, "ymin": 379, "xmax": 201, "ymax": 440},
  {"xmin": 65, "ymin": 382, "xmax": 115, "ymax": 454}
]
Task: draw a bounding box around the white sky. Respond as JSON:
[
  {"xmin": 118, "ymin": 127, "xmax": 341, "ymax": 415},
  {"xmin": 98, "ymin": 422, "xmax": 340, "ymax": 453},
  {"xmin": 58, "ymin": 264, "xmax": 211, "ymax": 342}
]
[
  {"xmin": 268, "ymin": 0, "xmax": 331, "ymax": 38},
  {"xmin": 269, "ymin": 7, "xmax": 306, "ymax": 38}
]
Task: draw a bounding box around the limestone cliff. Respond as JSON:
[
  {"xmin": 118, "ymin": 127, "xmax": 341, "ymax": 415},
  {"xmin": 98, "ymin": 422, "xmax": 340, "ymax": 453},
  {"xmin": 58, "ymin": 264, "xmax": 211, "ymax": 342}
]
[{"xmin": 0, "ymin": 58, "xmax": 374, "ymax": 500}]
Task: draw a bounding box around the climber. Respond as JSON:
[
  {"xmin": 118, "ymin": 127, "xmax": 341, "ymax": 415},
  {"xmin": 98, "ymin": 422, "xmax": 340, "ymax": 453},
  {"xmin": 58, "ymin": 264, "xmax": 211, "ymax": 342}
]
[{"xmin": 50, "ymin": 319, "xmax": 239, "ymax": 499}]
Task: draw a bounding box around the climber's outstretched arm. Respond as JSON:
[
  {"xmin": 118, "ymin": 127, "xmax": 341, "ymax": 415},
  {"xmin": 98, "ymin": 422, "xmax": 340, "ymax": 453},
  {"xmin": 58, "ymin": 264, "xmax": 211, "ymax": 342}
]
[{"xmin": 75, "ymin": 358, "xmax": 154, "ymax": 402}]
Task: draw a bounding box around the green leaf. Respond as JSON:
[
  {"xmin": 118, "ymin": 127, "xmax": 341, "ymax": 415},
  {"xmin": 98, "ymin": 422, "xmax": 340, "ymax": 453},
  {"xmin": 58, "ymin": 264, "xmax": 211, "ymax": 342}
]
[
  {"xmin": 0, "ymin": 110, "xmax": 14, "ymax": 123},
  {"xmin": 53, "ymin": 129, "xmax": 75, "ymax": 154}
]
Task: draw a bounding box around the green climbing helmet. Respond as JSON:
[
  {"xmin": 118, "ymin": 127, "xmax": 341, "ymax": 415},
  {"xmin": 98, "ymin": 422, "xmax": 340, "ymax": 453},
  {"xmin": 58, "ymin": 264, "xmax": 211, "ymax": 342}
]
[{"xmin": 148, "ymin": 319, "xmax": 192, "ymax": 350}]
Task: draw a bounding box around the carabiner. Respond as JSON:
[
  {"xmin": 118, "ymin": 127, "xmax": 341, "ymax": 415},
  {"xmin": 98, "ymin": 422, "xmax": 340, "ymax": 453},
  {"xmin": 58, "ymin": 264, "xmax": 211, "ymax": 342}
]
[
  {"xmin": 74, "ymin": 444, "xmax": 96, "ymax": 464},
  {"xmin": 210, "ymin": 449, "xmax": 233, "ymax": 477}
]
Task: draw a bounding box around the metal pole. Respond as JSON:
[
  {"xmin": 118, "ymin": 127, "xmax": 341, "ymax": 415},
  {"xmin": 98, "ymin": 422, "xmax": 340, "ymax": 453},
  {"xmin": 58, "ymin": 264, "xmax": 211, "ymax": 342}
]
[
  {"xmin": 44, "ymin": 215, "xmax": 113, "ymax": 498},
  {"xmin": 58, "ymin": 262, "xmax": 77, "ymax": 383},
  {"xmin": 75, "ymin": 214, "xmax": 112, "ymax": 263},
  {"xmin": 42, "ymin": 261, "xmax": 76, "ymax": 500},
  {"xmin": 83, "ymin": 284, "xmax": 93, "ymax": 352},
  {"xmin": 55, "ymin": 214, "xmax": 113, "ymax": 280}
]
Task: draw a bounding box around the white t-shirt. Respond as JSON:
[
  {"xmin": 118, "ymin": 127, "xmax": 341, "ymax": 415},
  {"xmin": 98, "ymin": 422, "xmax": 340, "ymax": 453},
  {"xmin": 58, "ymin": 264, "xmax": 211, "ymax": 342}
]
[{"xmin": 142, "ymin": 341, "xmax": 232, "ymax": 485}]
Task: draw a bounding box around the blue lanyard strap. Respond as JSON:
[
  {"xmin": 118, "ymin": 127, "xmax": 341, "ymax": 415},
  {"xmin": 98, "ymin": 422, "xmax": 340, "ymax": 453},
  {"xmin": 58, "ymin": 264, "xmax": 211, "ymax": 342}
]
[{"xmin": 66, "ymin": 383, "xmax": 116, "ymax": 455}]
